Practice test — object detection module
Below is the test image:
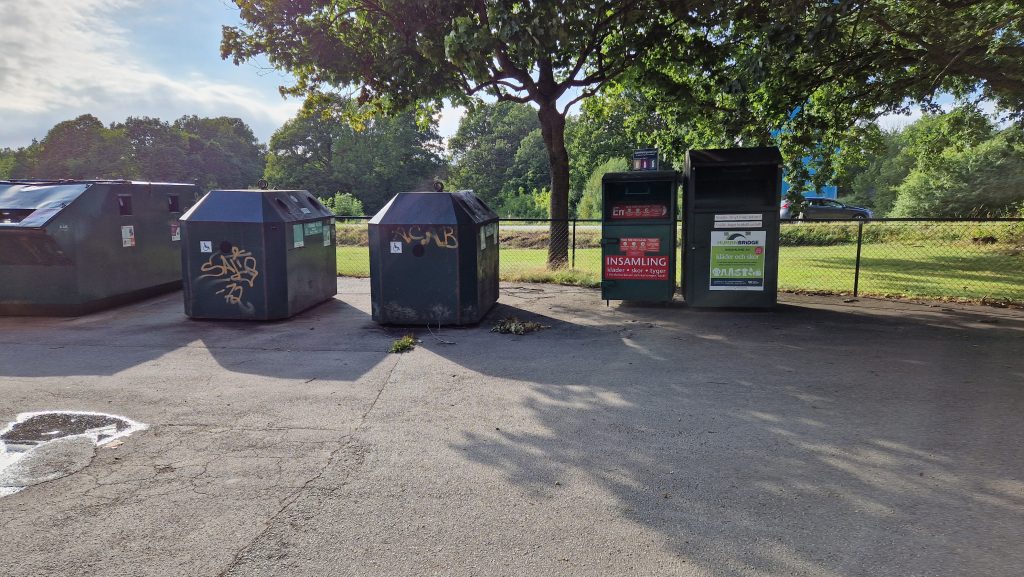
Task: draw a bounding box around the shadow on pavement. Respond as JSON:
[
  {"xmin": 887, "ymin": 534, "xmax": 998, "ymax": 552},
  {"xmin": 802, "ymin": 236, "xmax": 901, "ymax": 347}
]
[
  {"xmin": 429, "ymin": 296, "xmax": 1024, "ymax": 576},
  {"xmin": 0, "ymin": 291, "xmax": 393, "ymax": 381}
]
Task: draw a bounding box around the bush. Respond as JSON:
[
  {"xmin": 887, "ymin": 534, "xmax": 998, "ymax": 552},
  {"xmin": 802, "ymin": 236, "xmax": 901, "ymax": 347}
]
[
  {"xmin": 321, "ymin": 192, "xmax": 365, "ymax": 216},
  {"xmin": 780, "ymin": 220, "xmax": 1024, "ymax": 246},
  {"xmin": 497, "ymin": 187, "xmax": 550, "ymax": 218}
]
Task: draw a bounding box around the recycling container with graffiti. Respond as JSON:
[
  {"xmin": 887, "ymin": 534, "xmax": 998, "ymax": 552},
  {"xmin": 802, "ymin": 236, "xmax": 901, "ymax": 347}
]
[
  {"xmin": 179, "ymin": 189, "xmax": 336, "ymax": 320},
  {"xmin": 368, "ymin": 191, "xmax": 499, "ymax": 325},
  {"xmin": 600, "ymin": 170, "xmax": 679, "ymax": 302},
  {"xmin": 0, "ymin": 179, "xmax": 198, "ymax": 315},
  {"xmin": 682, "ymin": 147, "xmax": 782, "ymax": 308}
]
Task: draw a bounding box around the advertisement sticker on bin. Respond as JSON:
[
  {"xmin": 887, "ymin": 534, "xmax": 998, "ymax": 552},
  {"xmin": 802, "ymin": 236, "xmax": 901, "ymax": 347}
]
[{"xmin": 709, "ymin": 230, "xmax": 766, "ymax": 291}]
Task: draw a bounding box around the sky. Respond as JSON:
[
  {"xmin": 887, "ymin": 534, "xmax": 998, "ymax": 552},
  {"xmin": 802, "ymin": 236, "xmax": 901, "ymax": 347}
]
[
  {"xmin": 0, "ymin": 1, "xmax": 988, "ymax": 151},
  {"xmin": 0, "ymin": 0, "xmax": 464, "ymax": 149}
]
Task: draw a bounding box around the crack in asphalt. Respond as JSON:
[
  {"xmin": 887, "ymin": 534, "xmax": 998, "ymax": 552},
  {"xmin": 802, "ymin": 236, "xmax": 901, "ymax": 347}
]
[{"xmin": 213, "ymin": 354, "xmax": 401, "ymax": 577}]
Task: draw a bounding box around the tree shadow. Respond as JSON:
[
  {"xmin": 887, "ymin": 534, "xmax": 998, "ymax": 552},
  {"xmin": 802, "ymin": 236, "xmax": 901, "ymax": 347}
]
[
  {"xmin": 426, "ymin": 294, "xmax": 1024, "ymax": 575},
  {"xmin": 0, "ymin": 290, "xmax": 392, "ymax": 381}
]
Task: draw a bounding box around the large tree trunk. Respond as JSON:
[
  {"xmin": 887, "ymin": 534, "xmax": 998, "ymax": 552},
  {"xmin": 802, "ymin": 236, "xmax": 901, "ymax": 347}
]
[{"xmin": 537, "ymin": 103, "xmax": 570, "ymax": 268}]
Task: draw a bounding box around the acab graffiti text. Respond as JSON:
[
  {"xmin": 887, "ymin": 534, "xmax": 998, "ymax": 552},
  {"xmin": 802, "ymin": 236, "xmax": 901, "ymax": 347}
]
[{"xmin": 391, "ymin": 226, "xmax": 458, "ymax": 249}]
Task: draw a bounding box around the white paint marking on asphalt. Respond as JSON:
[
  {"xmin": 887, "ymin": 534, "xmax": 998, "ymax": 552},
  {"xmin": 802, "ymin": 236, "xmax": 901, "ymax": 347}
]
[{"xmin": 0, "ymin": 411, "xmax": 148, "ymax": 497}]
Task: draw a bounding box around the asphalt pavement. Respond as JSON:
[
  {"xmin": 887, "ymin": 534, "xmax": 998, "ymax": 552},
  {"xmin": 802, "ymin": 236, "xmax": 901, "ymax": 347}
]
[{"xmin": 1, "ymin": 278, "xmax": 1022, "ymax": 577}]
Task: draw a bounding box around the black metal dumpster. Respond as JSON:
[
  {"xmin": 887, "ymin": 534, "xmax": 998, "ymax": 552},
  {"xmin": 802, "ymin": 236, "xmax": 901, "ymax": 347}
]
[
  {"xmin": 180, "ymin": 189, "xmax": 336, "ymax": 320},
  {"xmin": 0, "ymin": 179, "xmax": 198, "ymax": 315},
  {"xmin": 368, "ymin": 191, "xmax": 499, "ymax": 325},
  {"xmin": 682, "ymin": 147, "xmax": 782, "ymax": 308}
]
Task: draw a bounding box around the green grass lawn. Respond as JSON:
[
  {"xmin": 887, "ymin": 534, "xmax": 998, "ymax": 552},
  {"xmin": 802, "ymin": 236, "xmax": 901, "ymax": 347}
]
[{"xmin": 338, "ymin": 242, "xmax": 1023, "ymax": 303}]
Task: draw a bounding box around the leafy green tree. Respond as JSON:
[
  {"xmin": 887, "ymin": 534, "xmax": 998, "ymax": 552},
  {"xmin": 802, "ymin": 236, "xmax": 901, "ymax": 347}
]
[
  {"xmin": 113, "ymin": 117, "xmax": 190, "ymax": 182},
  {"xmin": 4, "ymin": 143, "xmax": 38, "ymax": 179},
  {"xmin": 448, "ymin": 102, "xmax": 537, "ymax": 207},
  {"xmin": 497, "ymin": 187, "xmax": 550, "ymax": 219},
  {"xmin": 501, "ymin": 129, "xmax": 550, "ymax": 201},
  {"xmin": 565, "ymin": 92, "xmax": 667, "ymax": 213},
  {"xmin": 264, "ymin": 113, "xmax": 340, "ymax": 196},
  {"xmin": 265, "ymin": 98, "xmax": 443, "ymax": 212},
  {"xmin": 577, "ymin": 158, "xmax": 628, "ymax": 219},
  {"xmin": 26, "ymin": 115, "xmax": 130, "ymax": 179},
  {"xmin": 890, "ymin": 128, "xmax": 1024, "ymax": 217},
  {"xmin": 835, "ymin": 126, "xmax": 912, "ymax": 215},
  {"xmin": 173, "ymin": 115, "xmax": 266, "ymax": 190},
  {"xmin": 609, "ymin": 1, "xmax": 1024, "ymax": 195},
  {"xmin": 0, "ymin": 148, "xmax": 15, "ymax": 179},
  {"xmin": 223, "ymin": 0, "xmax": 674, "ymax": 267},
  {"xmin": 839, "ymin": 106, "xmax": 997, "ymax": 215}
]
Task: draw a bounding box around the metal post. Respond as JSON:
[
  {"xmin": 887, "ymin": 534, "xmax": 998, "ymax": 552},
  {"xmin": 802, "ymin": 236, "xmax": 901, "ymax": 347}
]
[
  {"xmin": 853, "ymin": 220, "xmax": 864, "ymax": 297},
  {"xmin": 571, "ymin": 218, "xmax": 576, "ymax": 269}
]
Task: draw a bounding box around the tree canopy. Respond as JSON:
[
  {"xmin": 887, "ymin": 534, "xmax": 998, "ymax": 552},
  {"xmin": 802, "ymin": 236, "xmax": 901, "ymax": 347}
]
[
  {"xmin": 836, "ymin": 106, "xmax": 1024, "ymax": 217},
  {"xmin": 223, "ymin": 0, "xmax": 672, "ymax": 265},
  {"xmin": 264, "ymin": 98, "xmax": 444, "ymax": 213},
  {"xmin": 599, "ymin": 0, "xmax": 1024, "ymax": 192},
  {"xmin": 447, "ymin": 102, "xmax": 538, "ymax": 208},
  {"xmin": 4, "ymin": 114, "xmax": 265, "ymax": 189}
]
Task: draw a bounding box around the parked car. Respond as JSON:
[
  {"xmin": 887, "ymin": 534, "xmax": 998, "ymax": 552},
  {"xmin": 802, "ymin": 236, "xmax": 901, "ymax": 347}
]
[{"xmin": 780, "ymin": 197, "xmax": 873, "ymax": 220}]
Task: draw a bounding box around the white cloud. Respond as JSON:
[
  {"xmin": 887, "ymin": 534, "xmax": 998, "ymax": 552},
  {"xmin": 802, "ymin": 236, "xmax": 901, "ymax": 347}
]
[{"xmin": 0, "ymin": 1, "xmax": 300, "ymax": 147}]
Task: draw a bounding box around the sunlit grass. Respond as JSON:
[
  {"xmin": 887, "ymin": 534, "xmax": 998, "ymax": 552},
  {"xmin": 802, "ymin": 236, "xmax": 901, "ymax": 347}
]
[{"xmin": 336, "ymin": 243, "xmax": 1023, "ymax": 303}]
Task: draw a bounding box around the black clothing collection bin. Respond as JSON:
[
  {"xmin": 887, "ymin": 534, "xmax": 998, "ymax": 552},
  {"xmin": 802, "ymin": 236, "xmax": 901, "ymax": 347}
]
[{"xmin": 683, "ymin": 148, "xmax": 782, "ymax": 308}]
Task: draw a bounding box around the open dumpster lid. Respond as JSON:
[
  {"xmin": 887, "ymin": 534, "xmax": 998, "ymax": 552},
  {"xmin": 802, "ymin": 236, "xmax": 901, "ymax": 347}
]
[
  {"xmin": 0, "ymin": 181, "xmax": 92, "ymax": 228},
  {"xmin": 369, "ymin": 191, "xmax": 497, "ymax": 225}
]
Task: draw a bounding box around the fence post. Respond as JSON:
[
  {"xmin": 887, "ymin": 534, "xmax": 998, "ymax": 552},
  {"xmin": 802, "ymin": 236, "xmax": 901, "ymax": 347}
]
[
  {"xmin": 571, "ymin": 218, "xmax": 576, "ymax": 269},
  {"xmin": 853, "ymin": 220, "xmax": 864, "ymax": 297}
]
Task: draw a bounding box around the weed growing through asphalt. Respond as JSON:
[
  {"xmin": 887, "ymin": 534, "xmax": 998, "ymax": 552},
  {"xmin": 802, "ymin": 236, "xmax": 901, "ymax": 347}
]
[
  {"xmin": 389, "ymin": 334, "xmax": 417, "ymax": 353},
  {"xmin": 491, "ymin": 317, "xmax": 548, "ymax": 335}
]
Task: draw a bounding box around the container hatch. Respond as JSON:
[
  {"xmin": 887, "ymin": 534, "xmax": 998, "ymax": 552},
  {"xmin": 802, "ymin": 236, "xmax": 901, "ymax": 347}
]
[{"xmin": 0, "ymin": 182, "xmax": 90, "ymax": 228}]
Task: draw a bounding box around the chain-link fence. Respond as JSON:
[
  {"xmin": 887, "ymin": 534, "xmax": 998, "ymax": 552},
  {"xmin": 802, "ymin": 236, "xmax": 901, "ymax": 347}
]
[
  {"xmin": 779, "ymin": 218, "xmax": 1024, "ymax": 302},
  {"xmin": 334, "ymin": 216, "xmax": 1024, "ymax": 304}
]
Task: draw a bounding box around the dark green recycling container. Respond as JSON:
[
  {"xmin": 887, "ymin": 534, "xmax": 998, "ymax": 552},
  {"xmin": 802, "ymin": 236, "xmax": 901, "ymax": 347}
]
[
  {"xmin": 600, "ymin": 171, "xmax": 679, "ymax": 302},
  {"xmin": 368, "ymin": 191, "xmax": 499, "ymax": 325},
  {"xmin": 180, "ymin": 189, "xmax": 337, "ymax": 320},
  {"xmin": 682, "ymin": 147, "xmax": 782, "ymax": 308},
  {"xmin": 0, "ymin": 179, "xmax": 198, "ymax": 315}
]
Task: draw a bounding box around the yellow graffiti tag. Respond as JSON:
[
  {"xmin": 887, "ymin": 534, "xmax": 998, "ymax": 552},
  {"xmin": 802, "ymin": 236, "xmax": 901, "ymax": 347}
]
[
  {"xmin": 198, "ymin": 246, "xmax": 260, "ymax": 309},
  {"xmin": 391, "ymin": 226, "xmax": 458, "ymax": 249}
]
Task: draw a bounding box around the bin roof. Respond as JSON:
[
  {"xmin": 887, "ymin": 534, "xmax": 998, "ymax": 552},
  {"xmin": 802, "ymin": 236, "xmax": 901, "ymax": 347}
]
[
  {"xmin": 0, "ymin": 181, "xmax": 92, "ymax": 228},
  {"xmin": 369, "ymin": 191, "xmax": 497, "ymax": 225},
  {"xmin": 0, "ymin": 181, "xmax": 90, "ymax": 210},
  {"xmin": 602, "ymin": 170, "xmax": 678, "ymax": 183},
  {"xmin": 180, "ymin": 189, "xmax": 332, "ymax": 223},
  {"xmin": 686, "ymin": 147, "xmax": 783, "ymax": 167}
]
